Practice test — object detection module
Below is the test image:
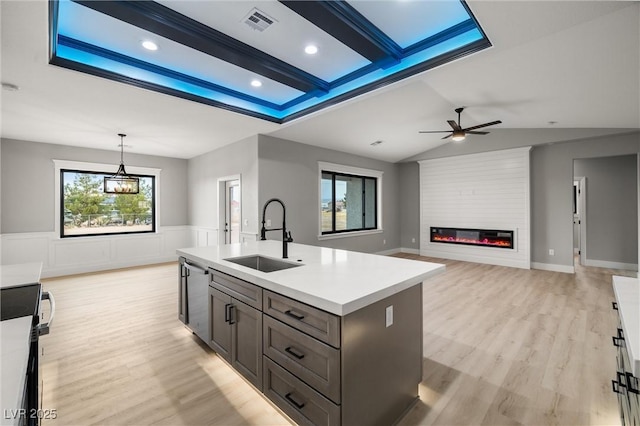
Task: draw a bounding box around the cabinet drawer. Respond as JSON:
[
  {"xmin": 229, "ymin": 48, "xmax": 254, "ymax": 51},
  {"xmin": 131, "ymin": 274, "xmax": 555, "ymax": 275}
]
[
  {"xmin": 263, "ymin": 290, "xmax": 340, "ymax": 348},
  {"xmin": 264, "ymin": 315, "xmax": 340, "ymax": 403},
  {"xmin": 263, "ymin": 356, "xmax": 340, "ymax": 426},
  {"xmin": 211, "ymin": 269, "xmax": 262, "ymax": 310}
]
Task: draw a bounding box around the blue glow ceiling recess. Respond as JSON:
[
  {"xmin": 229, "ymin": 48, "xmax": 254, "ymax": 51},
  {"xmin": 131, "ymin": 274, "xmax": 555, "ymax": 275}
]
[{"xmin": 49, "ymin": 0, "xmax": 491, "ymax": 123}]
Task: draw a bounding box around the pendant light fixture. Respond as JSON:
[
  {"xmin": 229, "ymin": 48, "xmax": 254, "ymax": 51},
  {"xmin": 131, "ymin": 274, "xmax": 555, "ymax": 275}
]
[{"xmin": 104, "ymin": 133, "xmax": 139, "ymax": 194}]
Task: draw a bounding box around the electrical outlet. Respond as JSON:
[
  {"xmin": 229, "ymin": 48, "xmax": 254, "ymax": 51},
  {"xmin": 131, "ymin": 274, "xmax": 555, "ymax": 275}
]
[
  {"xmin": 411, "ymin": 238, "xmax": 416, "ymax": 243},
  {"xmin": 549, "ymin": 249, "xmax": 555, "ymax": 256},
  {"xmin": 385, "ymin": 305, "xmax": 393, "ymax": 327},
  {"xmin": 266, "ymin": 219, "xmax": 271, "ymax": 227},
  {"xmin": 383, "ymin": 239, "xmax": 386, "ymax": 245},
  {"xmin": 244, "ymin": 219, "xmax": 248, "ymax": 226}
]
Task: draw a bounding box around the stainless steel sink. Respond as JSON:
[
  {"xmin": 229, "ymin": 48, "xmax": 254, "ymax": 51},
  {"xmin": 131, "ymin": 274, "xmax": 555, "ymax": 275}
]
[{"xmin": 224, "ymin": 255, "xmax": 302, "ymax": 273}]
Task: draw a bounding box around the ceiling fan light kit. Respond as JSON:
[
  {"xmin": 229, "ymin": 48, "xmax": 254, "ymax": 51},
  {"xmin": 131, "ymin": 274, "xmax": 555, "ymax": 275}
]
[{"xmin": 419, "ymin": 107, "xmax": 502, "ymax": 142}]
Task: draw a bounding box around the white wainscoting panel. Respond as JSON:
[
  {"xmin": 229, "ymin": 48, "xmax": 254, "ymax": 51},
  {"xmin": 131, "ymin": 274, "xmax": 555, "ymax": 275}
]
[
  {"xmin": 419, "ymin": 147, "xmax": 531, "ymax": 269},
  {"xmin": 1, "ymin": 226, "xmax": 190, "ymax": 278},
  {"xmin": 191, "ymin": 227, "xmax": 218, "ymax": 247}
]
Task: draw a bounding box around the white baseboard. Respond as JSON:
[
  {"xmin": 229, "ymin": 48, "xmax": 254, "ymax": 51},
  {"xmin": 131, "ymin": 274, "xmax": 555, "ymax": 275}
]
[
  {"xmin": 400, "ymin": 247, "xmax": 420, "ymax": 255},
  {"xmin": 583, "ymin": 259, "xmax": 638, "ymax": 271},
  {"xmin": 531, "ymin": 262, "xmax": 575, "ymax": 274},
  {"xmin": 375, "ymin": 248, "xmax": 401, "ymax": 256}
]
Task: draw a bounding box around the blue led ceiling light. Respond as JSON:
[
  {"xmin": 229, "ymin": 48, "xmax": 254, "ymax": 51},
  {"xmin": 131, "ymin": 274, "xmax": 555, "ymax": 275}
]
[{"xmin": 49, "ymin": 0, "xmax": 491, "ymax": 123}]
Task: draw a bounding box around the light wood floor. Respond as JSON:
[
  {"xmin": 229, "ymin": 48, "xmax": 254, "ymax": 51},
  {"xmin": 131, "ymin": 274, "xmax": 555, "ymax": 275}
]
[{"xmin": 39, "ymin": 256, "xmax": 631, "ymax": 426}]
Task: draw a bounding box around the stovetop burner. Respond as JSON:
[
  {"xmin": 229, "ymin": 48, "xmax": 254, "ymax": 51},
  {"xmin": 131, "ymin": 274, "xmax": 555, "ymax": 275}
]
[{"xmin": 1, "ymin": 284, "xmax": 41, "ymax": 321}]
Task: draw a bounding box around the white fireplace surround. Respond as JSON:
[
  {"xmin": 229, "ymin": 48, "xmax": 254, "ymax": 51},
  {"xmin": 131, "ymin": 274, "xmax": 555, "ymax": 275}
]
[{"xmin": 419, "ymin": 147, "xmax": 531, "ymax": 269}]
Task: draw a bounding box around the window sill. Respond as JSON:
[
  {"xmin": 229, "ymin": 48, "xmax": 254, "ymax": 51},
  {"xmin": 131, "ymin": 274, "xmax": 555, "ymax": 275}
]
[{"xmin": 317, "ymin": 229, "xmax": 383, "ymax": 241}]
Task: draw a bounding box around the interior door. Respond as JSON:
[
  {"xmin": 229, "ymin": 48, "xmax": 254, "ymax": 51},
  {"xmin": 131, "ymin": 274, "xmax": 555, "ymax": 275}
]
[{"xmin": 224, "ymin": 180, "xmax": 241, "ymax": 244}]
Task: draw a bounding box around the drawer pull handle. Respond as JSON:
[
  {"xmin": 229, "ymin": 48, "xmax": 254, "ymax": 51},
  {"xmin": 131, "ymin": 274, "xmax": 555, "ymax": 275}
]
[
  {"xmin": 613, "ymin": 372, "xmax": 627, "ymax": 394},
  {"xmin": 626, "ymin": 373, "xmax": 639, "ymax": 394},
  {"xmin": 285, "ymin": 310, "xmax": 305, "ymax": 321},
  {"xmin": 613, "ymin": 379, "xmax": 623, "ymax": 394},
  {"xmin": 285, "ymin": 392, "xmax": 305, "ymax": 409},
  {"xmin": 613, "ymin": 301, "xmax": 618, "ymax": 310},
  {"xmin": 613, "ymin": 336, "xmax": 625, "ymax": 347},
  {"xmin": 285, "ymin": 346, "xmax": 305, "ymax": 360}
]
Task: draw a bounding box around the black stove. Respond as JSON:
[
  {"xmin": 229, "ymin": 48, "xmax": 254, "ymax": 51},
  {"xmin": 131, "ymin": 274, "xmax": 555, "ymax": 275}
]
[{"xmin": 1, "ymin": 283, "xmax": 41, "ymax": 321}]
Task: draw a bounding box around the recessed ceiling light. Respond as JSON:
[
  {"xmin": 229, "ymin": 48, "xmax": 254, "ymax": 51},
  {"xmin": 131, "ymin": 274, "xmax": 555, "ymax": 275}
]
[
  {"xmin": 305, "ymin": 45, "xmax": 318, "ymax": 55},
  {"xmin": 251, "ymin": 79, "xmax": 262, "ymax": 87},
  {"xmin": 370, "ymin": 140, "xmax": 383, "ymax": 146},
  {"xmin": 141, "ymin": 40, "xmax": 158, "ymax": 51}
]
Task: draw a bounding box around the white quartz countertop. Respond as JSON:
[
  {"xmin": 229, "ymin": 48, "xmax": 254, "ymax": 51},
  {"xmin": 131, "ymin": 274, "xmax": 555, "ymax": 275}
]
[
  {"xmin": 0, "ymin": 262, "xmax": 42, "ymax": 289},
  {"xmin": 613, "ymin": 275, "xmax": 640, "ymax": 376},
  {"xmin": 1, "ymin": 316, "xmax": 33, "ymax": 426},
  {"xmin": 177, "ymin": 241, "xmax": 445, "ymax": 316},
  {"xmin": 1, "ymin": 262, "xmax": 42, "ymax": 425}
]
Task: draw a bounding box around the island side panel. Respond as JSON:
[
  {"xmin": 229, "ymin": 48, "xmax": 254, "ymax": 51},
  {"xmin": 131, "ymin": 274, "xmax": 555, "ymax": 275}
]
[{"xmin": 341, "ymin": 283, "xmax": 423, "ymax": 426}]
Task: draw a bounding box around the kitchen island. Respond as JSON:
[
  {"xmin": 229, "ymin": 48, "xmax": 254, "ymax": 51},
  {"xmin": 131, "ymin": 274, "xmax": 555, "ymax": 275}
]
[{"xmin": 177, "ymin": 241, "xmax": 444, "ymax": 426}]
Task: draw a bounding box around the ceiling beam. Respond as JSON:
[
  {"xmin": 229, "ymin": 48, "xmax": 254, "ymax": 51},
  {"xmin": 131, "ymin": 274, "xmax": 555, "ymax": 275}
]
[
  {"xmin": 72, "ymin": 0, "xmax": 330, "ymax": 95},
  {"xmin": 279, "ymin": 0, "xmax": 402, "ymax": 67}
]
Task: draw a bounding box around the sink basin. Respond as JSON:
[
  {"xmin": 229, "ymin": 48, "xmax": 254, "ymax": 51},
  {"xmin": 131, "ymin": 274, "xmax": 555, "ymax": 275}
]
[{"xmin": 224, "ymin": 255, "xmax": 303, "ymax": 273}]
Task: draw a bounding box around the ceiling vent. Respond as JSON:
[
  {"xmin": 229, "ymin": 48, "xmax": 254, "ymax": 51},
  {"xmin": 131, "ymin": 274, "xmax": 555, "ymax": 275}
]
[{"xmin": 242, "ymin": 8, "xmax": 276, "ymax": 32}]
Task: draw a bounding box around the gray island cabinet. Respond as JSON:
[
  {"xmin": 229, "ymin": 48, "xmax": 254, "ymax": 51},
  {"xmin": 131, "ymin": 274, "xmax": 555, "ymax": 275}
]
[{"xmin": 177, "ymin": 241, "xmax": 445, "ymax": 426}]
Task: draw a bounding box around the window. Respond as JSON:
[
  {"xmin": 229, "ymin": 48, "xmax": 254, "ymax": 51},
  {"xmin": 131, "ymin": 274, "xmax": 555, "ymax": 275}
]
[
  {"xmin": 320, "ymin": 163, "xmax": 381, "ymax": 236},
  {"xmin": 60, "ymin": 169, "xmax": 155, "ymax": 238}
]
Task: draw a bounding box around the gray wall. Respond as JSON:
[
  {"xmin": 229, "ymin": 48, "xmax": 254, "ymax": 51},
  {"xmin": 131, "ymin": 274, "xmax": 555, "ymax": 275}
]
[
  {"xmin": 187, "ymin": 135, "xmax": 259, "ymax": 233},
  {"xmin": 398, "ymin": 162, "xmax": 420, "ymax": 250},
  {"xmin": 529, "ymin": 132, "xmax": 639, "ymax": 267},
  {"xmin": 574, "ymin": 155, "xmax": 638, "ymax": 264},
  {"xmin": 404, "ymin": 130, "xmax": 640, "ymax": 268},
  {"xmin": 257, "ymin": 134, "xmax": 400, "ymax": 253},
  {"xmin": 1, "ymin": 138, "xmax": 188, "ymax": 233}
]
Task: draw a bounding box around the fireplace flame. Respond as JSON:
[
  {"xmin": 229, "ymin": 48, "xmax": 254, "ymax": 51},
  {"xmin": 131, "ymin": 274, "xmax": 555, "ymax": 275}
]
[{"xmin": 432, "ymin": 235, "xmax": 512, "ymax": 247}]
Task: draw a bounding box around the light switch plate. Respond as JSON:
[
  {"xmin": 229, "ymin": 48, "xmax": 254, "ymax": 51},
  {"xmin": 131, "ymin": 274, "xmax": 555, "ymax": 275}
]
[{"xmin": 385, "ymin": 305, "xmax": 393, "ymax": 327}]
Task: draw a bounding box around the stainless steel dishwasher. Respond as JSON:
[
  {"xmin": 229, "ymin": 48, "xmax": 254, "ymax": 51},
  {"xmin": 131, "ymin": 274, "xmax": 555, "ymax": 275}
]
[{"xmin": 183, "ymin": 260, "xmax": 209, "ymax": 342}]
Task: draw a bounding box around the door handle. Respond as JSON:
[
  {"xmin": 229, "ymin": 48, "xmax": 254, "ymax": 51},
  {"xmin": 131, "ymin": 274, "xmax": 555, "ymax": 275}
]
[
  {"xmin": 37, "ymin": 291, "xmax": 56, "ymax": 337},
  {"xmin": 224, "ymin": 304, "xmax": 236, "ymax": 324},
  {"xmin": 228, "ymin": 305, "xmax": 236, "ymax": 325},
  {"xmin": 184, "ymin": 262, "xmax": 208, "ymax": 275}
]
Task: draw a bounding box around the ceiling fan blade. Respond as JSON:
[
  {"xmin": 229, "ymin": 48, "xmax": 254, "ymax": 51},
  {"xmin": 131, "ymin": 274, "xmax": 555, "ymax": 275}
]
[
  {"xmin": 466, "ymin": 131, "xmax": 490, "ymax": 135},
  {"xmin": 418, "ymin": 130, "xmax": 451, "ymax": 134},
  {"xmin": 447, "ymin": 120, "xmax": 461, "ymax": 131},
  {"xmin": 462, "ymin": 120, "xmax": 502, "ymax": 132},
  {"xmin": 441, "ymin": 134, "xmax": 452, "ymax": 140}
]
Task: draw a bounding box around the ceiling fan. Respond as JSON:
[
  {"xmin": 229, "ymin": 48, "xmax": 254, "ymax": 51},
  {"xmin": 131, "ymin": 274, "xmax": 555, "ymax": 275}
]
[{"xmin": 419, "ymin": 107, "xmax": 502, "ymax": 141}]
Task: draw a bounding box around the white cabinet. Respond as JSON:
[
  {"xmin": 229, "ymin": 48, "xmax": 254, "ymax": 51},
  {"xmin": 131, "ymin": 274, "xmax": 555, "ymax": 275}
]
[{"xmin": 612, "ymin": 276, "xmax": 640, "ymax": 426}]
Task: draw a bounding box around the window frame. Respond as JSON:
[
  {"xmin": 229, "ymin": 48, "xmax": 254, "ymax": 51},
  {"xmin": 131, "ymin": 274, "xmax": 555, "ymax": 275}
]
[
  {"xmin": 318, "ymin": 162, "xmax": 383, "ymax": 240},
  {"xmin": 54, "ymin": 160, "xmax": 161, "ymax": 239}
]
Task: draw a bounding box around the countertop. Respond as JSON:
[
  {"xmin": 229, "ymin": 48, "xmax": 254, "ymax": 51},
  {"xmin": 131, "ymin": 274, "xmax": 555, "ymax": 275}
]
[
  {"xmin": 177, "ymin": 240, "xmax": 445, "ymax": 316},
  {"xmin": 613, "ymin": 275, "xmax": 640, "ymax": 376},
  {"xmin": 1, "ymin": 262, "xmax": 42, "ymax": 426},
  {"xmin": 0, "ymin": 262, "xmax": 42, "ymax": 289},
  {"xmin": 1, "ymin": 317, "xmax": 33, "ymax": 426}
]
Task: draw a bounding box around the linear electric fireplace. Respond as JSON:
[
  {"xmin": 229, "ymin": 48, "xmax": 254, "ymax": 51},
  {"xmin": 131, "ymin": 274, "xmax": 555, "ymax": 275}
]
[{"xmin": 430, "ymin": 227, "xmax": 514, "ymax": 249}]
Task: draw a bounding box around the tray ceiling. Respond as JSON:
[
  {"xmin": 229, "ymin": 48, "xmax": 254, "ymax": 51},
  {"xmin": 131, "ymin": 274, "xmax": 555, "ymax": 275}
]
[{"xmin": 49, "ymin": 0, "xmax": 491, "ymax": 123}]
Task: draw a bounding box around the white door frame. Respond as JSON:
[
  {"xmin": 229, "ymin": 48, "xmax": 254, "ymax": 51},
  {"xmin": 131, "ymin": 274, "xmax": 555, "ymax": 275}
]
[
  {"xmin": 575, "ymin": 176, "xmax": 587, "ymax": 267},
  {"xmin": 217, "ymin": 174, "xmax": 241, "ymax": 245}
]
